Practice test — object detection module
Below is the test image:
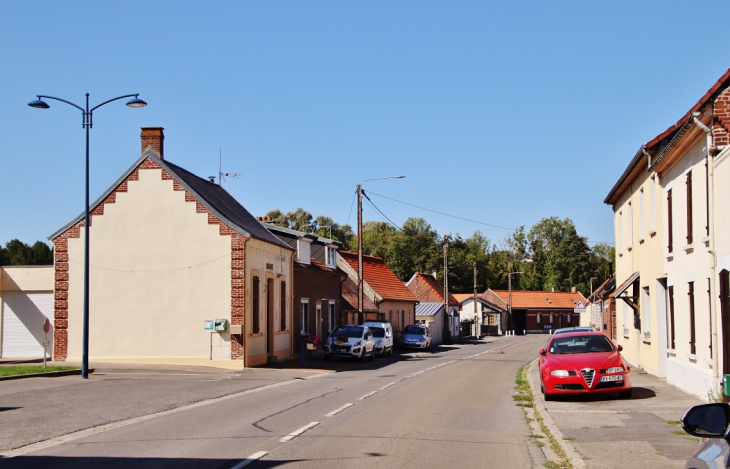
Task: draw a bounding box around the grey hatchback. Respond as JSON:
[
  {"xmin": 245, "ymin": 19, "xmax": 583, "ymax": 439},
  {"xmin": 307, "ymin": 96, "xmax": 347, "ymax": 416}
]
[{"xmin": 401, "ymin": 324, "xmax": 431, "ymax": 350}]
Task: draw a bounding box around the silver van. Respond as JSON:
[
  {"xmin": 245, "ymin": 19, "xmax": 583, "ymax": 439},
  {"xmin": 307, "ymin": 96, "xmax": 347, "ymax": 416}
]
[{"xmin": 362, "ymin": 321, "xmax": 394, "ymax": 357}]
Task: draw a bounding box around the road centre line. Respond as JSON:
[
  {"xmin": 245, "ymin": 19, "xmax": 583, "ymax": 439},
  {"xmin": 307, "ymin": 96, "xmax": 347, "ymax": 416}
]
[
  {"xmin": 279, "ymin": 421, "xmax": 320, "ymax": 442},
  {"xmin": 380, "ymin": 382, "xmax": 396, "ymax": 390},
  {"xmin": 230, "ymin": 451, "xmax": 269, "ymax": 469},
  {"xmin": 358, "ymin": 391, "xmax": 378, "ymax": 400},
  {"xmin": 325, "ymin": 403, "xmax": 353, "ymax": 417},
  {"xmin": 412, "ymin": 370, "xmax": 425, "ymax": 375}
]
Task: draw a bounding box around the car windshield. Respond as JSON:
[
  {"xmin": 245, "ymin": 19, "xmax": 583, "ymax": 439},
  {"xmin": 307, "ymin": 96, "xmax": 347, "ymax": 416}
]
[
  {"xmin": 331, "ymin": 326, "xmax": 364, "ymax": 338},
  {"xmin": 405, "ymin": 325, "xmax": 426, "ymax": 335},
  {"xmin": 549, "ymin": 335, "xmax": 614, "ymax": 354},
  {"xmin": 554, "ymin": 327, "xmax": 593, "ymax": 335},
  {"xmin": 369, "ymin": 327, "xmax": 385, "ymax": 338}
]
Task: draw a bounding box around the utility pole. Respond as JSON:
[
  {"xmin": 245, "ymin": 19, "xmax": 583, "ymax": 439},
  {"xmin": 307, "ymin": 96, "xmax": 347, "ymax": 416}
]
[
  {"xmin": 443, "ymin": 235, "xmax": 450, "ymax": 344},
  {"xmin": 508, "ymin": 271, "xmax": 523, "ymax": 335},
  {"xmin": 357, "ymin": 184, "xmax": 364, "ymax": 324},
  {"xmin": 473, "ymin": 261, "xmax": 478, "ymax": 337}
]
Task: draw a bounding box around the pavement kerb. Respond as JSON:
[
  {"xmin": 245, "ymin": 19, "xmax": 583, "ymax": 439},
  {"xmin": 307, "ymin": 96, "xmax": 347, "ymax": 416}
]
[
  {"xmin": 526, "ymin": 357, "xmax": 587, "ymax": 469},
  {"xmin": 0, "ymin": 368, "xmax": 88, "ymax": 381}
]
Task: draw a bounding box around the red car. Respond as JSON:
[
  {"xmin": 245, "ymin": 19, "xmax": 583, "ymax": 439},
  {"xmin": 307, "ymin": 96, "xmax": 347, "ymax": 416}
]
[{"xmin": 538, "ymin": 331, "xmax": 632, "ymax": 401}]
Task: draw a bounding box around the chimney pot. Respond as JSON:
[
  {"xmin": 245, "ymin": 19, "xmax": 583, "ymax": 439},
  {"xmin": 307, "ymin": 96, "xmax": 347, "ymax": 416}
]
[{"xmin": 141, "ymin": 127, "xmax": 165, "ymax": 159}]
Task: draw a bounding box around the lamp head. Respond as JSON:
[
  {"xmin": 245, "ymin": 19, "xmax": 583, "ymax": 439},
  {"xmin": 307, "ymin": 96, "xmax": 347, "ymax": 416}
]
[
  {"xmin": 126, "ymin": 96, "xmax": 147, "ymax": 108},
  {"xmin": 28, "ymin": 98, "xmax": 50, "ymax": 109}
]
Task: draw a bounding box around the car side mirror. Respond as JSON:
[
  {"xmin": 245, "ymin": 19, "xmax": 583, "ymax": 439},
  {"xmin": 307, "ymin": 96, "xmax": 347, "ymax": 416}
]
[
  {"xmin": 682, "ymin": 403, "xmax": 730, "ymax": 438},
  {"xmin": 617, "ymin": 345, "xmax": 623, "ymax": 352},
  {"xmin": 539, "ymin": 349, "xmax": 546, "ymax": 356}
]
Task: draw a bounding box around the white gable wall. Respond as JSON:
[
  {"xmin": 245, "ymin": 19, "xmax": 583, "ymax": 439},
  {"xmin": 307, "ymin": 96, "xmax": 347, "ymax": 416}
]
[{"xmin": 65, "ymin": 168, "xmax": 232, "ymax": 363}]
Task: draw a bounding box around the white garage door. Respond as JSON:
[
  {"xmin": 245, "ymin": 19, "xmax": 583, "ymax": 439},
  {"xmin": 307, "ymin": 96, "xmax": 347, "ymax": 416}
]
[{"xmin": 2, "ymin": 291, "xmax": 53, "ymax": 358}]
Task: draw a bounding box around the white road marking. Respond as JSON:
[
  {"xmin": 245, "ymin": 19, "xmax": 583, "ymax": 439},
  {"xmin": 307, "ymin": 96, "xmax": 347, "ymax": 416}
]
[
  {"xmin": 412, "ymin": 370, "xmax": 425, "ymax": 376},
  {"xmin": 280, "ymin": 421, "xmax": 320, "ymax": 442},
  {"xmin": 358, "ymin": 391, "xmax": 378, "ymax": 400},
  {"xmin": 230, "ymin": 451, "xmax": 269, "ymax": 469},
  {"xmin": 380, "ymin": 382, "xmax": 396, "ymax": 390},
  {"xmin": 325, "ymin": 403, "xmax": 353, "ymax": 417}
]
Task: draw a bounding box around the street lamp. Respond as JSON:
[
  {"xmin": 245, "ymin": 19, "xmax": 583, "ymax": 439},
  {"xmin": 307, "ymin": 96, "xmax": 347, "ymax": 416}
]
[
  {"xmin": 29, "ymin": 93, "xmax": 147, "ymax": 379},
  {"xmin": 508, "ymin": 271, "xmax": 523, "ymax": 335},
  {"xmin": 357, "ymin": 175, "xmax": 405, "ymax": 323}
]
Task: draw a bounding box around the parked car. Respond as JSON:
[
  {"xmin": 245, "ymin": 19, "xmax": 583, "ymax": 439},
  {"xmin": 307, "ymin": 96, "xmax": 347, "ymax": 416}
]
[
  {"xmin": 362, "ymin": 321, "xmax": 394, "ymax": 357},
  {"xmin": 538, "ymin": 331, "xmax": 632, "ymax": 401},
  {"xmin": 401, "ymin": 324, "xmax": 431, "ymax": 350},
  {"xmin": 553, "ymin": 326, "xmax": 594, "ymax": 335},
  {"xmin": 323, "ymin": 325, "xmax": 375, "ymax": 361},
  {"xmin": 681, "ymin": 403, "xmax": 730, "ymax": 468}
]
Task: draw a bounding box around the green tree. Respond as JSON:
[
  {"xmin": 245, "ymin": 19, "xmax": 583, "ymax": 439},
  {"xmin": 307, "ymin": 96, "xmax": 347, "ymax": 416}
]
[
  {"xmin": 386, "ymin": 218, "xmax": 440, "ymax": 281},
  {"xmin": 522, "ymin": 217, "xmax": 594, "ymax": 295},
  {"xmin": 0, "ymin": 239, "xmax": 53, "ymax": 266}
]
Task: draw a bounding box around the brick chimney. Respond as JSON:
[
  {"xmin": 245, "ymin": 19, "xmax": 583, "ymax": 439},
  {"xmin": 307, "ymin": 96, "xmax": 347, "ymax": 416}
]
[{"xmin": 141, "ymin": 127, "xmax": 164, "ymax": 159}]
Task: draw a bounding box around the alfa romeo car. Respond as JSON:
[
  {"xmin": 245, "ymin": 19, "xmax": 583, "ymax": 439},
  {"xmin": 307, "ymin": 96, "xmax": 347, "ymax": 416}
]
[{"xmin": 538, "ymin": 331, "xmax": 632, "ymax": 401}]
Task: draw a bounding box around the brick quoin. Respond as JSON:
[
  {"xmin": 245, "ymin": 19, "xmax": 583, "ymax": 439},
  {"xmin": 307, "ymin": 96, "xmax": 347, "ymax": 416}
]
[{"xmin": 714, "ymin": 87, "xmax": 730, "ymax": 148}]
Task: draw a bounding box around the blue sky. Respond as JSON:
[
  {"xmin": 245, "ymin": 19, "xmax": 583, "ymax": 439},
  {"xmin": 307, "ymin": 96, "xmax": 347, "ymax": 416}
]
[{"xmin": 2, "ymin": 1, "xmax": 729, "ymax": 251}]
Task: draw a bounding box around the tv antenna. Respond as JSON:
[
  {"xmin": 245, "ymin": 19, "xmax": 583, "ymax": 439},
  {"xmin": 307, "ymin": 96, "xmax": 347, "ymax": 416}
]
[{"xmin": 209, "ymin": 148, "xmax": 240, "ymax": 185}]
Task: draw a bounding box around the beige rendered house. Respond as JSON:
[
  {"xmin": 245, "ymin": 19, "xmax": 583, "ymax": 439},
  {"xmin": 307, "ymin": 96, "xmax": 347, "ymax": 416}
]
[
  {"xmin": 605, "ymin": 67, "xmax": 730, "ymax": 398},
  {"xmin": 50, "ymin": 127, "xmax": 295, "ymax": 368}
]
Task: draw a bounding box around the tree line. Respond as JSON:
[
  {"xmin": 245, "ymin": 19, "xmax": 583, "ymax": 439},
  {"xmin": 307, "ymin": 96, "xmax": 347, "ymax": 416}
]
[
  {"xmin": 264, "ymin": 208, "xmax": 614, "ymax": 297},
  {"xmin": 0, "ymin": 239, "xmax": 54, "ymax": 266}
]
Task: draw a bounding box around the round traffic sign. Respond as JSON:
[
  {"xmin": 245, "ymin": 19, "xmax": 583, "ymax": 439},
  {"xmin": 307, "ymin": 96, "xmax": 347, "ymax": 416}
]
[{"xmin": 43, "ymin": 318, "xmax": 51, "ymax": 334}]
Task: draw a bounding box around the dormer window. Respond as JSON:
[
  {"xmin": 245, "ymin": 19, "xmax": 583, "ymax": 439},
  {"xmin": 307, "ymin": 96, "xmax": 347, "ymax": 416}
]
[{"xmin": 326, "ymin": 245, "xmax": 337, "ymax": 268}]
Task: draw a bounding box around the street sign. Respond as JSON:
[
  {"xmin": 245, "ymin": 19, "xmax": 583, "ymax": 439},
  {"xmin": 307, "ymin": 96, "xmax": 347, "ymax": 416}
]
[
  {"xmin": 574, "ymin": 300, "xmax": 586, "ymax": 313},
  {"xmin": 43, "ymin": 318, "xmax": 51, "ymax": 334}
]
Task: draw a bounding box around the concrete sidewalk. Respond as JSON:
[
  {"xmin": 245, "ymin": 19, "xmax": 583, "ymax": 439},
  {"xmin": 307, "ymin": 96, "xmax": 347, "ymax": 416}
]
[{"xmin": 528, "ymin": 360, "xmax": 705, "ymax": 468}]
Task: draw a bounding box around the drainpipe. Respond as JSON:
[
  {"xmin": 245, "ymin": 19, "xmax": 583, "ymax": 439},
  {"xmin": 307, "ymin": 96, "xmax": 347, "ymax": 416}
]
[{"xmin": 693, "ymin": 112, "xmax": 719, "ymax": 381}]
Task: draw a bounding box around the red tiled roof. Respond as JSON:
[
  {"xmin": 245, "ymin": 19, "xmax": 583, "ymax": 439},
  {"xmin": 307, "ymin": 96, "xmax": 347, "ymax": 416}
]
[
  {"xmin": 294, "ymin": 258, "xmax": 346, "ymax": 275},
  {"xmin": 341, "ymin": 277, "xmax": 378, "ymax": 312},
  {"xmin": 488, "ymin": 290, "xmax": 587, "ymax": 310},
  {"xmin": 339, "ymin": 251, "xmax": 418, "ymax": 303},
  {"xmin": 453, "ymin": 293, "xmax": 475, "ymax": 303}
]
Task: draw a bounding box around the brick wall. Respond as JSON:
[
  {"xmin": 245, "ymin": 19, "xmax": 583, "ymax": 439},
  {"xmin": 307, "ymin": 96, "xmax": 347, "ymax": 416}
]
[{"xmin": 714, "ymin": 87, "xmax": 730, "ymax": 149}]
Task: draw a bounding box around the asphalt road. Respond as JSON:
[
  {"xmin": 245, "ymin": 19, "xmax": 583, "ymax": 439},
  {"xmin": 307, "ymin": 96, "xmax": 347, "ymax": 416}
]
[{"xmin": 2, "ymin": 335, "xmax": 541, "ymax": 468}]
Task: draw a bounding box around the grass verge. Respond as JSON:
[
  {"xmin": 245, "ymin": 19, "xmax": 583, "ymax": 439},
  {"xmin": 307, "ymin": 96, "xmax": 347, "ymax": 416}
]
[
  {"xmin": 0, "ymin": 365, "xmax": 79, "ymax": 377},
  {"xmin": 516, "ymin": 363, "xmax": 573, "ymax": 469}
]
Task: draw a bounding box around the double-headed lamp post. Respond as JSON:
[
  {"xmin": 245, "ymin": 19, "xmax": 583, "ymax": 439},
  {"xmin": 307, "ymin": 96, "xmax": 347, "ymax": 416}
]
[
  {"xmin": 357, "ymin": 175, "xmax": 405, "ymax": 323},
  {"xmin": 29, "ymin": 93, "xmax": 147, "ymax": 379}
]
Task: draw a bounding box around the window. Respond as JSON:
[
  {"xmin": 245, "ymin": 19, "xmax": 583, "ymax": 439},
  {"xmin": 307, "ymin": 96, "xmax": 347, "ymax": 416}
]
[
  {"xmin": 650, "ymin": 176, "xmax": 657, "ymax": 233},
  {"xmin": 537, "ymin": 313, "xmax": 541, "ymax": 324},
  {"xmin": 280, "ymin": 282, "xmax": 287, "ymax": 332},
  {"xmin": 708, "ymin": 279, "xmax": 713, "ymax": 359},
  {"xmin": 639, "ymin": 188, "xmax": 645, "ymax": 239},
  {"xmin": 623, "ymin": 301, "xmax": 629, "ymax": 336},
  {"xmin": 618, "ymin": 211, "xmax": 623, "ymax": 252},
  {"xmin": 300, "ymin": 301, "xmax": 309, "ymax": 335},
  {"xmin": 686, "ymin": 171, "xmax": 693, "ymax": 245},
  {"xmin": 328, "ymin": 301, "xmax": 335, "ymax": 332},
  {"xmin": 627, "ymin": 201, "xmax": 633, "ymax": 248},
  {"xmin": 252, "ymin": 276, "xmax": 260, "ymax": 334},
  {"xmin": 568, "ymin": 313, "xmax": 572, "ymax": 324},
  {"xmin": 326, "ymin": 246, "xmax": 337, "ymax": 268},
  {"xmin": 689, "ymin": 282, "xmax": 696, "ymax": 355},
  {"xmin": 667, "ymin": 189, "xmax": 674, "ymax": 253},
  {"xmin": 642, "ymin": 287, "xmax": 650, "ymax": 335},
  {"xmin": 668, "ymin": 286, "xmax": 675, "ymax": 349}
]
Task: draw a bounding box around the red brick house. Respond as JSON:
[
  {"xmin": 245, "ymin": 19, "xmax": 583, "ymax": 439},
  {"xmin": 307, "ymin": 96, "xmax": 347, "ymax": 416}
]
[{"xmin": 484, "ymin": 289, "xmax": 587, "ymax": 335}]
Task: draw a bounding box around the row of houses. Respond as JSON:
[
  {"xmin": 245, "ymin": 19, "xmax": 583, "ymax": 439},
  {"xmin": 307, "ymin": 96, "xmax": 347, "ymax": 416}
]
[
  {"xmin": 602, "ymin": 66, "xmax": 730, "ymax": 399},
  {"xmin": 0, "ymin": 125, "xmax": 591, "ymax": 366}
]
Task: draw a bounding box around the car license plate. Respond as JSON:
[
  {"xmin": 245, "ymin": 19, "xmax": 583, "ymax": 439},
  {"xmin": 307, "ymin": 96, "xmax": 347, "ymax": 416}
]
[{"xmin": 600, "ymin": 375, "xmax": 623, "ymax": 382}]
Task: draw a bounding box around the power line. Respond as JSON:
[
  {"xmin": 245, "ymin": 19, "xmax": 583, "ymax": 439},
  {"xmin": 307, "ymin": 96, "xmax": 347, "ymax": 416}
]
[
  {"xmin": 363, "ymin": 191, "xmax": 402, "ymax": 231},
  {"xmin": 366, "ymin": 190, "xmax": 615, "ymax": 247}
]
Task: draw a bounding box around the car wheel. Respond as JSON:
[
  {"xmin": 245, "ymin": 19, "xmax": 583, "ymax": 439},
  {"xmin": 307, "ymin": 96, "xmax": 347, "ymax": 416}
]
[
  {"xmin": 619, "ymin": 389, "xmax": 633, "ymax": 399},
  {"xmin": 360, "ymin": 351, "xmax": 366, "ymax": 362},
  {"xmin": 387, "ymin": 347, "xmax": 393, "ymax": 357},
  {"xmin": 544, "ymin": 392, "xmax": 556, "ymax": 401},
  {"xmin": 369, "ymin": 348, "xmax": 375, "ymax": 360}
]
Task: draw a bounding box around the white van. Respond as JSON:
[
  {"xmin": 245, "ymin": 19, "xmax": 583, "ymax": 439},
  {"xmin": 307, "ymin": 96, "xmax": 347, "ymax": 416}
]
[{"xmin": 362, "ymin": 321, "xmax": 394, "ymax": 357}]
